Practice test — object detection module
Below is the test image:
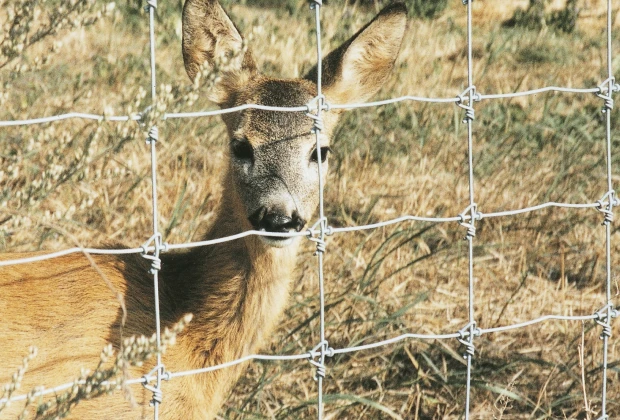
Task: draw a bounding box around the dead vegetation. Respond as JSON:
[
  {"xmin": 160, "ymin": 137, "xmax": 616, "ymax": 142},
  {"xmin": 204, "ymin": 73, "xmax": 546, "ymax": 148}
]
[{"xmin": 0, "ymin": 0, "xmax": 618, "ymax": 418}]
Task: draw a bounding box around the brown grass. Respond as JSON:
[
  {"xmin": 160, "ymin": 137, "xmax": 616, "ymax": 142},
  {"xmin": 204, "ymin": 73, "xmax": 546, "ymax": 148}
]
[{"xmin": 0, "ymin": 0, "xmax": 619, "ymax": 418}]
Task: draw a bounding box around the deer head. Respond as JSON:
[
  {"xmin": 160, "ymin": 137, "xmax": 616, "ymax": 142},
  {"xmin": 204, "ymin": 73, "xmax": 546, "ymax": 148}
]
[{"xmin": 182, "ymin": 0, "xmax": 407, "ymax": 247}]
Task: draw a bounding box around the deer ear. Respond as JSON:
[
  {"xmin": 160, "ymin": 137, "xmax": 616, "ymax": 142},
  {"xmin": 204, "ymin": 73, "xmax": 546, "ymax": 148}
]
[
  {"xmin": 182, "ymin": 0, "xmax": 257, "ymax": 107},
  {"xmin": 305, "ymin": 2, "xmax": 407, "ymax": 105}
]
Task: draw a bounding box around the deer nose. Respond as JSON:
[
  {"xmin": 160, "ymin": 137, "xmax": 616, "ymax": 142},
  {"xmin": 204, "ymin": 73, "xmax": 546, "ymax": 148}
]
[{"xmin": 249, "ymin": 208, "xmax": 306, "ymax": 233}]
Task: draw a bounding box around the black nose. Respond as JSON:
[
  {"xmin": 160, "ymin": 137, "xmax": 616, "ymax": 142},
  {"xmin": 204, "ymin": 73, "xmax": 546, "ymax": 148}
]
[{"xmin": 249, "ymin": 208, "xmax": 306, "ymax": 233}]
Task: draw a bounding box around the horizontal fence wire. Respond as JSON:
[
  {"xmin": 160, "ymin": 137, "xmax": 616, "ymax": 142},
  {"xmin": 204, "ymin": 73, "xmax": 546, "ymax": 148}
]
[
  {"xmin": 2, "ymin": 85, "xmax": 617, "ymax": 127},
  {"xmin": 0, "ymin": 199, "xmax": 613, "ymax": 267},
  {"xmin": 0, "ymin": 0, "xmax": 618, "ymax": 419}
]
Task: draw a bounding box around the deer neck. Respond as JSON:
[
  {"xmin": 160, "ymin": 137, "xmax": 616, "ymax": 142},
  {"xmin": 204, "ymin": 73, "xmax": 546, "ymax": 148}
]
[{"xmin": 171, "ymin": 182, "xmax": 301, "ymax": 366}]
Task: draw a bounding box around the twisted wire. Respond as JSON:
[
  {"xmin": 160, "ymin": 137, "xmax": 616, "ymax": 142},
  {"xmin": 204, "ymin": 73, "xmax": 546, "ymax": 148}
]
[
  {"xmin": 456, "ymin": 86, "xmax": 479, "ymax": 123},
  {"xmin": 458, "ymin": 204, "xmax": 480, "ymax": 240},
  {"xmin": 596, "ymin": 190, "xmax": 616, "ymax": 225},
  {"xmin": 595, "ymin": 316, "xmax": 612, "ymax": 340},
  {"xmin": 457, "ymin": 323, "xmax": 479, "ymax": 359},
  {"xmin": 141, "ymin": 364, "xmax": 170, "ymax": 406},
  {"xmin": 140, "ymin": 233, "xmax": 164, "ymax": 275},
  {"xmin": 307, "ymin": 341, "xmax": 333, "ymax": 381},
  {"xmin": 306, "ymin": 95, "xmax": 328, "ymax": 135},
  {"xmin": 307, "ymin": 217, "xmax": 331, "ymax": 255},
  {"xmin": 595, "ymin": 304, "xmax": 617, "ymax": 340},
  {"xmin": 596, "ymin": 77, "xmax": 618, "ymax": 113},
  {"xmin": 146, "ymin": 126, "xmax": 159, "ymax": 143}
]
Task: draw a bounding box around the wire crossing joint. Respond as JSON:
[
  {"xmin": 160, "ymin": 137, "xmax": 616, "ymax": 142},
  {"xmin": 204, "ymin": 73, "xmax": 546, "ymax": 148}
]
[
  {"xmin": 596, "ymin": 190, "xmax": 617, "ymax": 226},
  {"xmin": 458, "ymin": 204, "xmax": 482, "ymax": 240},
  {"xmin": 141, "ymin": 364, "xmax": 170, "ymax": 407},
  {"xmin": 596, "ymin": 77, "xmax": 620, "ymax": 113},
  {"xmin": 457, "ymin": 322, "xmax": 481, "ymax": 359},
  {"xmin": 456, "ymin": 86, "xmax": 480, "ymax": 124},
  {"xmin": 308, "ymin": 341, "xmax": 334, "ymax": 381},
  {"xmin": 307, "ymin": 217, "xmax": 332, "ymax": 255},
  {"xmin": 140, "ymin": 233, "xmax": 168, "ymax": 275},
  {"xmin": 595, "ymin": 304, "xmax": 617, "ymax": 340},
  {"xmin": 306, "ymin": 94, "xmax": 329, "ymax": 134}
]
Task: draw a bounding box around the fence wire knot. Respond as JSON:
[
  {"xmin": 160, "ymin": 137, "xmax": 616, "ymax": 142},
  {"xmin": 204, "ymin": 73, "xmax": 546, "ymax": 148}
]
[
  {"xmin": 456, "ymin": 86, "xmax": 480, "ymax": 123},
  {"xmin": 457, "ymin": 322, "xmax": 480, "ymax": 359},
  {"xmin": 595, "ymin": 304, "xmax": 617, "ymax": 340},
  {"xmin": 141, "ymin": 233, "xmax": 168, "ymax": 274},
  {"xmin": 306, "ymin": 95, "xmax": 329, "ymax": 134},
  {"xmin": 146, "ymin": 126, "xmax": 159, "ymax": 144},
  {"xmin": 596, "ymin": 190, "xmax": 617, "ymax": 225},
  {"xmin": 307, "ymin": 112, "xmax": 324, "ymax": 133},
  {"xmin": 307, "ymin": 217, "xmax": 332, "ymax": 255},
  {"xmin": 596, "ymin": 77, "xmax": 620, "ymax": 113},
  {"xmin": 141, "ymin": 364, "xmax": 170, "ymax": 406},
  {"xmin": 458, "ymin": 204, "xmax": 481, "ymax": 240},
  {"xmin": 308, "ymin": 340, "xmax": 334, "ymax": 381}
]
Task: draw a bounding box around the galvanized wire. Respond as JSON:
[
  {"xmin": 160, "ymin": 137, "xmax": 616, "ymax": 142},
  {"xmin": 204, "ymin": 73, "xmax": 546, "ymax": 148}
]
[
  {"xmin": 598, "ymin": 1, "xmax": 615, "ymax": 418},
  {"xmin": 308, "ymin": 2, "xmax": 328, "ymax": 418},
  {"xmin": 143, "ymin": 0, "xmax": 164, "ymax": 417},
  {"xmin": 2, "ymin": 198, "xmax": 614, "ymax": 268},
  {"xmin": 0, "ymin": 0, "xmax": 617, "ymax": 418},
  {"xmin": 4, "ymin": 86, "xmax": 613, "ymax": 128},
  {"xmin": 461, "ymin": 2, "xmax": 476, "ymax": 417}
]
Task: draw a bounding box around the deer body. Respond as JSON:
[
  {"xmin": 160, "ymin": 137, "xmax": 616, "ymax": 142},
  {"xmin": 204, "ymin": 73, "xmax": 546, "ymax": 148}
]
[{"xmin": 0, "ymin": 1, "xmax": 406, "ymax": 418}]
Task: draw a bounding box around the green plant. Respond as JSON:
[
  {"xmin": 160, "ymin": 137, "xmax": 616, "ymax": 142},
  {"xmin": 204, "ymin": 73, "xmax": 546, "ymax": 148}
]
[
  {"xmin": 407, "ymin": 0, "xmax": 448, "ymax": 20},
  {"xmin": 503, "ymin": 0, "xmax": 580, "ymax": 33}
]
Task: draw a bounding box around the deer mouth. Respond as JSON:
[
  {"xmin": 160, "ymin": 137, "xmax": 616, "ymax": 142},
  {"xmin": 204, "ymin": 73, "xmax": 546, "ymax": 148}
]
[
  {"xmin": 250, "ymin": 209, "xmax": 306, "ymax": 248},
  {"xmin": 258, "ymin": 233, "xmax": 296, "ymax": 248}
]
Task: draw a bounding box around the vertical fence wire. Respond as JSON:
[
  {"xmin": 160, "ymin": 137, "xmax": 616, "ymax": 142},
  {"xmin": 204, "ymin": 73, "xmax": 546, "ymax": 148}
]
[
  {"xmin": 145, "ymin": 1, "xmax": 164, "ymax": 419},
  {"xmin": 463, "ymin": 1, "xmax": 476, "ymax": 418},
  {"xmin": 309, "ymin": 2, "xmax": 327, "ymax": 419},
  {"xmin": 599, "ymin": 1, "xmax": 615, "ymax": 418}
]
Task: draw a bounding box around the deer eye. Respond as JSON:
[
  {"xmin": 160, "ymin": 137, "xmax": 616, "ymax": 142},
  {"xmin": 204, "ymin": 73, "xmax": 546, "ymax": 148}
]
[
  {"xmin": 310, "ymin": 146, "xmax": 331, "ymax": 164},
  {"xmin": 231, "ymin": 139, "xmax": 254, "ymax": 162}
]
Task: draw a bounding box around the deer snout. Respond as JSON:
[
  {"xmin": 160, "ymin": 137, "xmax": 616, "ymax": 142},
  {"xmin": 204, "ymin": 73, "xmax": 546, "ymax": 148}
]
[{"xmin": 249, "ymin": 207, "xmax": 306, "ymax": 233}]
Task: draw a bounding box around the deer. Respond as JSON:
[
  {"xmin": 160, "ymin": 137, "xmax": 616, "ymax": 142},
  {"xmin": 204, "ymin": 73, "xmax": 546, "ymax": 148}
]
[{"xmin": 0, "ymin": 1, "xmax": 407, "ymax": 418}]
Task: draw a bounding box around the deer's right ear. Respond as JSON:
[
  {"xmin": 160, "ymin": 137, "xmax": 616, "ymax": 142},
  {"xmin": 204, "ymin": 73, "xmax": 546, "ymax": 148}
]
[
  {"xmin": 182, "ymin": 0, "xmax": 257, "ymax": 107},
  {"xmin": 305, "ymin": 2, "xmax": 407, "ymax": 105}
]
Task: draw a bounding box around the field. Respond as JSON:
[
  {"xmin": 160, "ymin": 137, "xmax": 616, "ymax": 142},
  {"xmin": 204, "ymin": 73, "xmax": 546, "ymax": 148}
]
[{"xmin": 1, "ymin": 0, "xmax": 619, "ymax": 418}]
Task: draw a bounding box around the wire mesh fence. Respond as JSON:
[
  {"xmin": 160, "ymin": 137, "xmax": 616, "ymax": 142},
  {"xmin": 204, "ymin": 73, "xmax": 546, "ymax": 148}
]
[{"xmin": 0, "ymin": 0, "xmax": 618, "ymax": 419}]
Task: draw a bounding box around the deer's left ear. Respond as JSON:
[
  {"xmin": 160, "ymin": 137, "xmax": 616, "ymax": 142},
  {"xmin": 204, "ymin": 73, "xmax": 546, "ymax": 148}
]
[
  {"xmin": 182, "ymin": 0, "xmax": 258, "ymax": 107},
  {"xmin": 305, "ymin": 2, "xmax": 407, "ymax": 105}
]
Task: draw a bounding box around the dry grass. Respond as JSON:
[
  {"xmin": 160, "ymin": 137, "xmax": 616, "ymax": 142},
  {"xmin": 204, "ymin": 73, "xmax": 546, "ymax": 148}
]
[{"xmin": 1, "ymin": 0, "xmax": 619, "ymax": 418}]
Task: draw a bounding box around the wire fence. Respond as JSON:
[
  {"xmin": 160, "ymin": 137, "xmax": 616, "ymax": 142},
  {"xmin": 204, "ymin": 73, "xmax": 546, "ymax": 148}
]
[{"xmin": 0, "ymin": 0, "xmax": 618, "ymax": 419}]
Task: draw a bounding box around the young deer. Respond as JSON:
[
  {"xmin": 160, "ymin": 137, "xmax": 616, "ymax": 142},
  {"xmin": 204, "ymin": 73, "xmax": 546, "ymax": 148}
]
[{"xmin": 0, "ymin": 1, "xmax": 406, "ymax": 418}]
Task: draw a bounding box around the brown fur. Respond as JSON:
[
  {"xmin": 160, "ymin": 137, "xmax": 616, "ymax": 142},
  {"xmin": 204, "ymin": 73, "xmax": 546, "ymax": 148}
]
[{"xmin": 0, "ymin": 1, "xmax": 407, "ymax": 418}]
